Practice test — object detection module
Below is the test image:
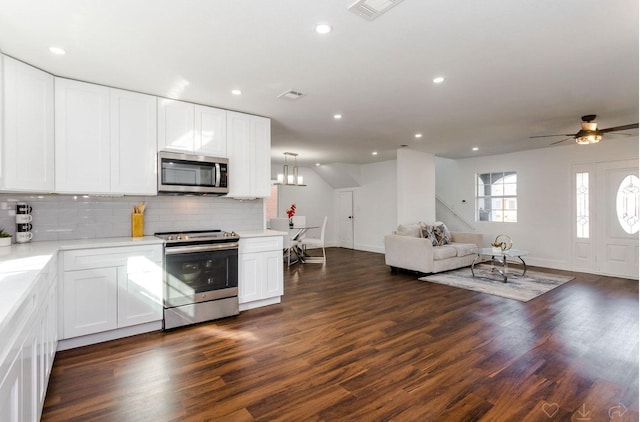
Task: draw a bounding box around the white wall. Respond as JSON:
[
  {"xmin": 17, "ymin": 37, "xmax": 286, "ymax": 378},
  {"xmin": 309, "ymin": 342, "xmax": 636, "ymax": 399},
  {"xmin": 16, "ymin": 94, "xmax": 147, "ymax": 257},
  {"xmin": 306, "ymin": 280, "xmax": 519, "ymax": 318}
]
[
  {"xmin": 277, "ymin": 166, "xmax": 337, "ymax": 246},
  {"xmin": 349, "ymin": 160, "xmax": 397, "ymax": 253},
  {"xmin": 274, "ymin": 160, "xmax": 398, "ymax": 253},
  {"xmin": 397, "ymin": 148, "xmax": 435, "ymax": 224},
  {"xmin": 435, "ymin": 139, "xmax": 639, "ymax": 271}
]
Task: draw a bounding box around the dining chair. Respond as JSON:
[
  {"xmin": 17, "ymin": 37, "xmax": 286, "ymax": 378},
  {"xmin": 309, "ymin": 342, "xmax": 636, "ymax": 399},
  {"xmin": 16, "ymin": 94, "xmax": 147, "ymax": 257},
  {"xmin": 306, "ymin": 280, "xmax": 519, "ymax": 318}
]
[
  {"xmin": 291, "ymin": 216, "xmax": 306, "ymax": 227},
  {"xmin": 269, "ymin": 218, "xmax": 299, "ymax": 266},
  {"xmin": 300, "ymin": 216, "xmax": 327, "ymax": 263}
]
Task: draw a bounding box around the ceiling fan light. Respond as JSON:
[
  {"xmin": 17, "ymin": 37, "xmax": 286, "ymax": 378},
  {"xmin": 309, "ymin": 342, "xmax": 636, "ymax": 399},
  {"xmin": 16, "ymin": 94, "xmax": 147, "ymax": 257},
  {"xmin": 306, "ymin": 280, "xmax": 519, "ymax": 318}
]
[{"xmin": 576, "ymin": 134, "xmax": 602, "ymax": 145}]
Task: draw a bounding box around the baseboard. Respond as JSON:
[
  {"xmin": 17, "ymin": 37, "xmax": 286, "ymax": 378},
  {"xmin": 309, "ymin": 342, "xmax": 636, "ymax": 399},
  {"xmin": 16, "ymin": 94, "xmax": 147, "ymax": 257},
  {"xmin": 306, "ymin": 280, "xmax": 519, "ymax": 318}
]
[
  {"xmin": 57, "ymin": 321, "xmax": 162, "ymax": 351},
  {"xmin": 239, "ymin": 296, "xmax": 281, "ymax": 311},
  {"xmin": 354, "ymin": 243, "xmax": 385, "ymax": 254},
  {"xmin": 522, "ymin": 256, "xmax": 571, "ymax": 271}
]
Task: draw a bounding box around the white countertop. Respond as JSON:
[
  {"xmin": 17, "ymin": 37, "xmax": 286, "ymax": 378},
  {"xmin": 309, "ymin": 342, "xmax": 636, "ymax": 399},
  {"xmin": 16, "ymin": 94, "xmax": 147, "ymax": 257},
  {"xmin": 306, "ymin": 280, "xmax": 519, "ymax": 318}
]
[
  {"xmin": 0, "ymin": 236, "xmax": 163, "ymax": 265},
  {"xmin": 0, "ymin": 236, "xmax": 164, "ymax": 340},
  {"xmin": 237, "ymin": 229, "xmax": 287, "ymax": 238}
]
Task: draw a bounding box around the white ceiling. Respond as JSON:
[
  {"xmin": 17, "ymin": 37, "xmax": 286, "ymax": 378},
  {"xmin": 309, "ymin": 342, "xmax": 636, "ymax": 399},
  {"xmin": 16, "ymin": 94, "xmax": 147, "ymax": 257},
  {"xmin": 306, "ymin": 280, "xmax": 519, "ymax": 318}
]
[{"xmin": 0, "ymin": 0, "xmax": 637, "ymax": 166}]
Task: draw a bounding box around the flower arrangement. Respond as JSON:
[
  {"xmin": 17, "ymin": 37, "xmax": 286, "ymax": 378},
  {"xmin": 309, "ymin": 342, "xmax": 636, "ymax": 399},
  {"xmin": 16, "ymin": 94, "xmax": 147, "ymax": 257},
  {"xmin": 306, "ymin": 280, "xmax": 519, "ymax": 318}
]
[{"xmin": 286, "ymin": 203, "xmax": 296, "ymax": 227}]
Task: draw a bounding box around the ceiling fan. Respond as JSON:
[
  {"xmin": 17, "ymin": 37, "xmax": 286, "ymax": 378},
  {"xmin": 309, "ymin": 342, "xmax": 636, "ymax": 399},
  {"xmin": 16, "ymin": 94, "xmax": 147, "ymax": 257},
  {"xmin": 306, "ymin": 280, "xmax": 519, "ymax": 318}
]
[{"xmin": 530, "ymin": 115, "xmax": 639, "ymax": 145}]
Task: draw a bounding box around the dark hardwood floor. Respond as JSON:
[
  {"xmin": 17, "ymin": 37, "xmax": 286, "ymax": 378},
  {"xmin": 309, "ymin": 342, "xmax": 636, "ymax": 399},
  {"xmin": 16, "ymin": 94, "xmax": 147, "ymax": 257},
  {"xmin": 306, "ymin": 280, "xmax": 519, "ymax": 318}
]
[{"xmin": 42, "ymin": 248, "xmax": 638, "ymax": 421}]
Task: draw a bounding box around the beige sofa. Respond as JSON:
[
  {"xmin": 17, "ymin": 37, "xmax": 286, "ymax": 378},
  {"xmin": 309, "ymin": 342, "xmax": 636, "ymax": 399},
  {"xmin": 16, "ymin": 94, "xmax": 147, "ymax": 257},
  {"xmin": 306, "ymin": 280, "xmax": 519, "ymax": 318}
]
[{"xmin": 384, "ymin": 230, "xmax": 483, "ymax": 274}]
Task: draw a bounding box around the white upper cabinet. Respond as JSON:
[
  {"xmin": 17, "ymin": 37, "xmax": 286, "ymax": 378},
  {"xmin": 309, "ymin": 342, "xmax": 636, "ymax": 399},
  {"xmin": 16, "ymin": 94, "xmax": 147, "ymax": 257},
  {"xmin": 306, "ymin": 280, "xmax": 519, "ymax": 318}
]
[
  {"xmin": 2, "ymin": 56, "xmax": 54, "ymax": 192},
  {"xmin": 195, "ymin": 104, "xmax": 226, "ymax": 156},
  {"xmin": 55, "ymin": 78, "xmax": 111, "ymax": 194},
  {"xmin": 158, "ymin": 98, "xmax": 227, "ymax": 156},
  {"xmin": 110, "ymin": 88, "xmax": 157, "ymax": 195},
  {"xmin": 55, "ymin": 78, "xmax": 158, "ymax": 195},
  {"xmin": 157, "ymin": 98, "xmax": 194, "ymax": 153},
  {"xmin": 226, "ymin": 111, "xmax": 271, "ymax": 199}
]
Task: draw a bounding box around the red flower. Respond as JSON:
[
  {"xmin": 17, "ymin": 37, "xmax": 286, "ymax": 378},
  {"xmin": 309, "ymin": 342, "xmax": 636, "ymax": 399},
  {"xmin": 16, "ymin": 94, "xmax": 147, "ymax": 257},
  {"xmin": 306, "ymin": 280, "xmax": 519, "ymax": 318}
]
[{"xmin": 286, "ymin": 203, "xmax": 296, "ymax": 219}]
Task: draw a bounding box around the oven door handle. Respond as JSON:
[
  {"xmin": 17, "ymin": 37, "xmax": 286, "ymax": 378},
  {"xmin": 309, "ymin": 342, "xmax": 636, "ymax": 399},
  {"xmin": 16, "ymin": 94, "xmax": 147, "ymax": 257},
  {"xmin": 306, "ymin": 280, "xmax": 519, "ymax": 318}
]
[{"xmin": 165, "ymin": 243, "xmax": 239, "ymax": 255}]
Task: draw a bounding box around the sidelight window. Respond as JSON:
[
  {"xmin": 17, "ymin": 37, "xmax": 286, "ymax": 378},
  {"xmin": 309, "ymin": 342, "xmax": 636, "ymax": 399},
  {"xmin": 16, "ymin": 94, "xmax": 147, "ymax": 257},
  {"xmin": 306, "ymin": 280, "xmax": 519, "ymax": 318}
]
[{"xmin": 576, "ymin": 172, "xmax": 590, "ymax": 238}]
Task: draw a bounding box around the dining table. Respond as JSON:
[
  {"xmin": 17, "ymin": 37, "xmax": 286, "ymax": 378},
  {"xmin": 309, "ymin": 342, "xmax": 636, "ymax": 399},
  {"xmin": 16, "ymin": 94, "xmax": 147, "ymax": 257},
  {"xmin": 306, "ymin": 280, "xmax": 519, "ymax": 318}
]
[{"xmin": 288, "ymin": 225, "xmax": 318, "ymax": 263}]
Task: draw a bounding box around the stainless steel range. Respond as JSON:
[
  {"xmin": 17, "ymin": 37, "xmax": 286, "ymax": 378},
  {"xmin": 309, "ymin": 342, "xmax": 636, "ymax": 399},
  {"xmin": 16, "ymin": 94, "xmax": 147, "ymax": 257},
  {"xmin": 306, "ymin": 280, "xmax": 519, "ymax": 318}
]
[{"xmin": 155, "ymin": 229, "xmax": 239, "ymax": 330}]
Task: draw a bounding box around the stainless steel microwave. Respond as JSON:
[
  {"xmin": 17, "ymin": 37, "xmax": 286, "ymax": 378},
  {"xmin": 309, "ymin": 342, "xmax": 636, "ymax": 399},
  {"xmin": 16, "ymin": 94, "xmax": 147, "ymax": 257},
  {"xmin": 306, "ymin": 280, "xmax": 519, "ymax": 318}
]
[{"xmin": 157, "ymin": 151, "xmax": 229, "ymax": 195}]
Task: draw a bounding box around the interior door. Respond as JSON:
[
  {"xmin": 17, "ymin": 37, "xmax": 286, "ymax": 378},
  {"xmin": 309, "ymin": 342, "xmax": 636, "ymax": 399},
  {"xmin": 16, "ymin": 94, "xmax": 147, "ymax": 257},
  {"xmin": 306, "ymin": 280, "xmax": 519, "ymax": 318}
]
[
  {"xmin": 595, "ymin": 159, "xmax": 639, "ymax": 279},
  {"xmin": 338, "ymin": 191, "xmax": 354, "ymax": 249}
]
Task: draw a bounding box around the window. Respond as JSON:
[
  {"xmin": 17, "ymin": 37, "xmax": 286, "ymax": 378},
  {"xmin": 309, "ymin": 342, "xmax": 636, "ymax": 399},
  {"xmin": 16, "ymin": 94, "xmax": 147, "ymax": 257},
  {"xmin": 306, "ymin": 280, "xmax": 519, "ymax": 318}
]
[
  {"xmin": 576, "ymin": 172, "xmax": 590, "ymax": 238},
  {"xmin": 476, "ymin": 171, "xmax": 517, "ymax": 222},
  {"xmin": 616, "ymin": 174, "xmax": 640, "ymax": 234},
  {"xmin": 265, "ymin": 185, "xmax": 279, "ymax": 222}
]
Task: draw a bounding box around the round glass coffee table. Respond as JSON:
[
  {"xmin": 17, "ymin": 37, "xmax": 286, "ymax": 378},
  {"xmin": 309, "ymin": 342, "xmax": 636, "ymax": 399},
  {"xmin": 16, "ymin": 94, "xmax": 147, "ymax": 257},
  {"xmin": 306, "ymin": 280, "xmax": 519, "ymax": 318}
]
[{"xmin": 471, "ymin": 248, "xmax": 528, "ymax": 283}]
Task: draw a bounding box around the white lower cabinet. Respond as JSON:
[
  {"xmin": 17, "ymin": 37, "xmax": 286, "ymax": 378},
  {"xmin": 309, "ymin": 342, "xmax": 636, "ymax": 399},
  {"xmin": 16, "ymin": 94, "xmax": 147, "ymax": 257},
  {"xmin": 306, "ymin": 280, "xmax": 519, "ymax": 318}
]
[
  {"xmin": 117, "ymin": 260, "xmax": 163, "ymax": 327},
  {"xmin": 63, "ymin": 267, "xmax": 118, "ymax": 338},
  {"xmin": 0, "ymin": 345, "xmax": 23, "ymax": 422},
  {"xmin": 0, "ymin": 258, "xmax": 58, "ymax": 422},
  {"xmin": 61, "ymin": 245, "xmax": 163, "ymax": 340},
  {"xmin": 239, "ymin": 236, "xmax": 283, "ymax": 310}
]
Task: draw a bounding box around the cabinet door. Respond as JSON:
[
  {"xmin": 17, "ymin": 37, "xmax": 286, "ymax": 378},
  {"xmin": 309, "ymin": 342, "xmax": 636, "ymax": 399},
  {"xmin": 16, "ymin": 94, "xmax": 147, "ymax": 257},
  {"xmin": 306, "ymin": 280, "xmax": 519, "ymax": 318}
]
[
  {"xmin": 157, "ymin": 98, "xmax": 194, "ymax": 152},
  {"xmin": 226, "ymin": 111, "xmax": 271, "ymax": 199},
  {"xmin": 238, "ymin": 253, "xmax": 262, "ymax": 304},
  {"xmin": 252, "ymin": 115, "xmax": 271, "ymax": 197},
  {"xmin": 23, "ymin": 328, "xmax": 37, "ymax": 422},
  {"xmin": 55, "ymin": 78, "xmax": 110, "ymax": 194},
  {"xmin": 263, "ymin": 250, "xmax": 284, "ymax": 298},
  {"xmin": 117, "ymin": 261, "xmax": 163, "ymax": 328},
  {"xmin": 239, "ymin": 250, "xmax": 284, "ymax": 305},
  {"xmin": 0, "ymin": 348, "xmax": 22, "ymax": 422},
  {"xmin": 44, "ymin": 282, "xmax": 57, "ymax": 386},
  {"xmin": 195, "ymin": 105, "xmax": 226, "ymax": 156},
  {"xmin": 2, "ymin": 56, "xmax": 54, "ymax": 192},
  {"xmin": 63, "ymin": 268, "xmax": 117, "ymax": 338},
  {"xmin": 110, "ymin": 88, "xmax": 157, "ymax": 195}
]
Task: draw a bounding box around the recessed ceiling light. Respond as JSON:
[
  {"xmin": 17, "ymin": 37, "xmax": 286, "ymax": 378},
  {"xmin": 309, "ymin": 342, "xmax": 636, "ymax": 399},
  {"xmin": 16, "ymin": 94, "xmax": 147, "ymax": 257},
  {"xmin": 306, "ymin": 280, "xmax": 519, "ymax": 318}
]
[
  {"xmin": 433, "ymin": 76, "xmax": 445, "ymax": 84},
  {"xmin": 231, "ymin": 89, "xmax": 242, "ymax": 95},
  {"xmin": 315, "ymin": 163, "xmax": 321, "ymax": 166},
  {"xmin": 315, "ymin": 23, "xmax": 332, "ymax": 34},
  {"xmin": 472, "ymin": 147, "xmax": 479, "ymax": 151},
  {"xmin": 49, "ymin": 46, "xmax": 66, "ymax": 55},
  {"xmin": 372, "ymin": 151, "xmax": 378, "ymax": 156},
  {"xmin": 414, "ymin": 133, "xmax": 423, "ymax": 139},
  {"xmin": 334, "ymin": 114, "xmax": 342, "ymax": 119}
]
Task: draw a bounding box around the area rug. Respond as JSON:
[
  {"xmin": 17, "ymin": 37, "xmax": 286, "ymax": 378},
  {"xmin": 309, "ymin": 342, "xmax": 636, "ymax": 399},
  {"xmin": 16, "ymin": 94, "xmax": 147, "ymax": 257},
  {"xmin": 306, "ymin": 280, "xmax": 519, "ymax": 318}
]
[{"xmin": 418, "ymin": 264, "xmax": 574, "ymax": 302}]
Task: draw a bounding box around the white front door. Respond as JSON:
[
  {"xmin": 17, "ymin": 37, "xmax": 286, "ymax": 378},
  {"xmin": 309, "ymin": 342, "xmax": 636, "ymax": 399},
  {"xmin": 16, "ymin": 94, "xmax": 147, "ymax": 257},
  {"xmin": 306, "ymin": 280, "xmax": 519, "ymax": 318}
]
[
  {"xmin": 338, "ymin": 190, "xmax": 354, "ymax": 249},
  {"xmin": 595, "ymin": 159, "xmax": 639, "ymax": 279}
]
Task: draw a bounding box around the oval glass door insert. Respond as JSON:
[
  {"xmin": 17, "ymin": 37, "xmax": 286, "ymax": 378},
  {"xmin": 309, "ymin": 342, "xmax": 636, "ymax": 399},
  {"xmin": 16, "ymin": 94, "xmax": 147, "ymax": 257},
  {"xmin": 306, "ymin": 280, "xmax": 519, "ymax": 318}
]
[{"xmin": 616, "ymin": 174, "xmax": 640, "ymax": 234}]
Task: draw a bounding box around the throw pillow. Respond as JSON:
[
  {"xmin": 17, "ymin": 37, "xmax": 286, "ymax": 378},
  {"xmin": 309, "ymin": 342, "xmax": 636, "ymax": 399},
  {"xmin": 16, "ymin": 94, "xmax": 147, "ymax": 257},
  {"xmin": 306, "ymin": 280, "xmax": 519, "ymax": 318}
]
[
  {"xmin": 421, "ymin": 223, "xmax": 439, "ymax": 246},
  {"xmin": 396, "ymin": 223, "xmax": 422, "ymax": 238},
  {"xmin": 433, "ymin": 221, "xmax": 451, "ymax": 246}
]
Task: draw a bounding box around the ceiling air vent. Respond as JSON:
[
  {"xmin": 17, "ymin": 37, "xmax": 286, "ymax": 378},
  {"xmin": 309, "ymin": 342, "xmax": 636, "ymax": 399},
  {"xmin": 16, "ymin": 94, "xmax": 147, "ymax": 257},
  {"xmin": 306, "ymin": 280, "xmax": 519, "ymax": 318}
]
[
  {"xmin": 348, "ymin": 0, "xmax": 405, "ymax": 21},
  {"xmin": 277, "ymin": 90, "xmax": 305, "ymax": 100}
]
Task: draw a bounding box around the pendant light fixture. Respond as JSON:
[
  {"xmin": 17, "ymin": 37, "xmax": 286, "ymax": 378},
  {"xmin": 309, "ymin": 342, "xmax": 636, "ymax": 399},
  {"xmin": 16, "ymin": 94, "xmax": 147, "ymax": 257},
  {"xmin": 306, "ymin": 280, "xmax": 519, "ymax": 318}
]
[{"xmin": 276, "ymin": 152, "xmax": 306, "ymax": 186}]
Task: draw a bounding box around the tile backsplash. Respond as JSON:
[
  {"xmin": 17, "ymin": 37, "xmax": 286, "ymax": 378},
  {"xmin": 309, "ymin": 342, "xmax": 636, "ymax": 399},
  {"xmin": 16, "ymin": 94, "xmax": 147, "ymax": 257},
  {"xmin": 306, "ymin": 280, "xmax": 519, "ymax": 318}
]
[{"xmin": 0, "ymin": 194, "xmax": 264, "ymax": 242}]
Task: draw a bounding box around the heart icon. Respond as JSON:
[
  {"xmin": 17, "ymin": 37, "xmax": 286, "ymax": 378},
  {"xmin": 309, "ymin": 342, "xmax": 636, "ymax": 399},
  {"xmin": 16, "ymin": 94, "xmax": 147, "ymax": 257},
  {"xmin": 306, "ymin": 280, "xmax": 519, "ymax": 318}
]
[{"xmin": 542, "ymin": 402, "xmax": 560, "ymax": 418}]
